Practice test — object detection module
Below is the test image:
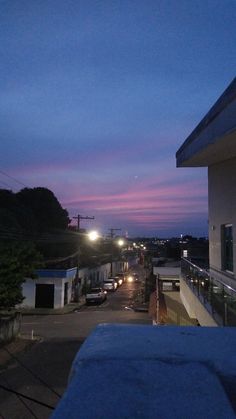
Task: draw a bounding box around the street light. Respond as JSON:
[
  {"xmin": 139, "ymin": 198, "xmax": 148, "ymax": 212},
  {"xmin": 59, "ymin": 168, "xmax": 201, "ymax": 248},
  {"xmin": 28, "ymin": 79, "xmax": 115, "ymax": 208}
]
[
  {"xmin": 73, "ymin": 230, "xmax": 99, "ymax": 302},
  {"xmin": 117, "ymin": 239, "xmax": 124, "ymax": 247},
  {"xmin": 88, "ymin": 230, "xmax": 99, "ymax": 242}
]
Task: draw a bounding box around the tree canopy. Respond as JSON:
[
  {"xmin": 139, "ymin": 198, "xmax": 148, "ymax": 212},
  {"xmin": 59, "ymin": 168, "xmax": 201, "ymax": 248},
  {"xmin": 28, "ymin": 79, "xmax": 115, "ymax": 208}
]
[
  {"xmin": 16, "ymin": 187, "xmax": 70, "ymax": 232},
  {"xmin": 0, "ymin": 187, "xmax": 70, "ymax": 236},
  {"xmin": 0, "ymin": 241, "xmax": 43, "ymax": 308}
]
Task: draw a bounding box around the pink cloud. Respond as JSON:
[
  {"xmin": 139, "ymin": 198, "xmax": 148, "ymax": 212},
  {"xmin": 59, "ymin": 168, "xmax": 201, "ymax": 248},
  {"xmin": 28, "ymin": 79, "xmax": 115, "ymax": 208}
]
[{"xmin": 8, "ymin": 157, "xmax": 207, "ymax": 236}]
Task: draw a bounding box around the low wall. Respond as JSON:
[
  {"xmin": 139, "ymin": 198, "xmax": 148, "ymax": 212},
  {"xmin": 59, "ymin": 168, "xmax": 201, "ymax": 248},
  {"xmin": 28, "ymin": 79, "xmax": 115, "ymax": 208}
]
[
  {"xmin": 180, "ymin": 278, "xmax": 218, "ymax": 326},
  {"xmin": 0, "ymin": 312, "xmax": 21, "ymax": 343}
]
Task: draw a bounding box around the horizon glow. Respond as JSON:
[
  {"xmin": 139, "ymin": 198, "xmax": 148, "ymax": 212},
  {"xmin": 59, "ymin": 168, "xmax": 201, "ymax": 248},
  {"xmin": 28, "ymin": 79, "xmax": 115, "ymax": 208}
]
[{"xmin": 1, "ymin": 1, "xmax": 236, "ymax": 237}]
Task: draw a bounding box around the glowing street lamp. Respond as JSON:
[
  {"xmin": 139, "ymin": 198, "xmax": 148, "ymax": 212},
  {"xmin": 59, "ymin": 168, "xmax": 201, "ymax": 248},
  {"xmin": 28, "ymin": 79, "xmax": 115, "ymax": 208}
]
[
  {"xmin": 88, "ymin": 230, "xmax": 99, "ymax": 241},
  {"xmin": 117, "ymin": 239, "xmax": 124, "ymax": 247}
]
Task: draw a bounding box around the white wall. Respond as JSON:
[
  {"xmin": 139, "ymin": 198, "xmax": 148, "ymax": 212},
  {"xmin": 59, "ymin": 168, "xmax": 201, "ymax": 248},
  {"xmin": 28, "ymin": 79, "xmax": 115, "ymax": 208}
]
[
  {"xmin": 21, "ymin": 277, "xmax": 72, "ymax": 309},
  {"xmin": 78, "ymin": 261, "xmax": 125, "ymax": 291},
  {"xmin": 55, "ymin": 278, "xmax": 72, "ymax": 308},
  {"xmin": 208, "ymin": 156, "xmax": 236, "ymax": 287},
  {"xmin": 21, "ymin": 261, "xmax": 127, "ymax": 309},
  {"xmin": 21, "ymin": 278, "xmax": 35, "ymax": 308},
  {"xmin": 78, "ymin": 263, "xmax": 111, "ymax": 291}
]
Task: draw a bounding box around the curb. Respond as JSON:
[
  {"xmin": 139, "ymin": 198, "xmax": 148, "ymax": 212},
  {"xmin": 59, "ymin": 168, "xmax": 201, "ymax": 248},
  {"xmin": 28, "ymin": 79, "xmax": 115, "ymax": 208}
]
[
  {"xmin": 133, "ymin": 307, "xmax": 149, "ymax": 312},
  {"xmin": 19, "ymin": 300, "xmax": 86, "ymax": 316}
]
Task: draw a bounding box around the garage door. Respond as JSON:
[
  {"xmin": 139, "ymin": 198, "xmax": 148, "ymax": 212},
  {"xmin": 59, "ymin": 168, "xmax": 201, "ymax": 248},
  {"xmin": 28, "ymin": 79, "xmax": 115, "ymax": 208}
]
[{"xmin": 35, "ymin": 284, "xmax": 54, "ymax": 308}]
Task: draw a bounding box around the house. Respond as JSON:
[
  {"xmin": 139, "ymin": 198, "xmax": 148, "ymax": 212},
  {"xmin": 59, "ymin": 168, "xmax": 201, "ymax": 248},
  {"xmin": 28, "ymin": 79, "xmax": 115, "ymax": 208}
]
[
  {"xmin": 176, "ymin": 77, "xmax": 236, "ymax": 326},
  {"xmin": 20, "ymin": 268, "xmax": 77, "ymax": 309},
  {"xmin": 20, "ymin": 259, "xmax": 129, "ymax": 310}
]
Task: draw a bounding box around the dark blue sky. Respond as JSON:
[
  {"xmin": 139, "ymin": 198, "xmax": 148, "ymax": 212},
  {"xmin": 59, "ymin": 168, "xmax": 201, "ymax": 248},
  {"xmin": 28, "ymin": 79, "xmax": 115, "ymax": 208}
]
[{"xmin": 1, "ymin": 0, "xmax": 236, "ymax": 237}]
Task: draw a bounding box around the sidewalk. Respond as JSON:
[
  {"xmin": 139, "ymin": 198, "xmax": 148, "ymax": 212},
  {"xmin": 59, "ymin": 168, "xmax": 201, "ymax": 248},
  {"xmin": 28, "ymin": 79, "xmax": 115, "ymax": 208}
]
[
  {"xmin": 18, "ymin": 296, "xmax": 86, "ymax": 316},
  {"xmin": 133, "ymin": 302, "xmax": 149, "ymax": 312},
  {"xmin": 0, "ymin": 337, "xmax": 38, "ymax": 370},
  {"xmin": 0, "ymin": 298, "xmax": 86, "ymax": 371}
]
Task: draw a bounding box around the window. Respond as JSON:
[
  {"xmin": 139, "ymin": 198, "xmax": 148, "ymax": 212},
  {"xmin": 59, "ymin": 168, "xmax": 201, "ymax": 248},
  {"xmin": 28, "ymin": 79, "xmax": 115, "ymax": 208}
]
[{"xmin": 221, "ymin": 224, "xmax": 233, "ymax": 272}]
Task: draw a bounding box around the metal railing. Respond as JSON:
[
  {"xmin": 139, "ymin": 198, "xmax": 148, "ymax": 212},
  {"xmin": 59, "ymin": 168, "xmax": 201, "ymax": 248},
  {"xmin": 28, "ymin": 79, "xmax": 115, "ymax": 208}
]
[{"xmin": 181, "ymin": 258, "xmax": 236, "ymax": 326}]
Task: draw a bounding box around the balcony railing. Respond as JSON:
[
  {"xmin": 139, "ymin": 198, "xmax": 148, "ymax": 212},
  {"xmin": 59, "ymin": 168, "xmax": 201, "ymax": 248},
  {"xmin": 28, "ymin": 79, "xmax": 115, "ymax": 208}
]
[{"xmin": 181, "ymin": 258, "xmax": 236, "ymax": 326}]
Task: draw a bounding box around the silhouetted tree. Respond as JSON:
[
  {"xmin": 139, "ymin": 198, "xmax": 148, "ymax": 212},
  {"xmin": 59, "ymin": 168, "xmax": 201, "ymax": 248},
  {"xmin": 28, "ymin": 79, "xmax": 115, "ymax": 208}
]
[
  {"xmin": 16, "ymin": 187, "xmax": 70, "ymax": 233},
  {"xmin": 0, "ymin": 189, "xmax": 36, "ymax": 235},
  {"xmin": 0, "ymin": 241, "xmax": 43, "ymax": 308},
  {"xmin": 0, "ymin": 187, "xmax": 74, "ymax": 265}
]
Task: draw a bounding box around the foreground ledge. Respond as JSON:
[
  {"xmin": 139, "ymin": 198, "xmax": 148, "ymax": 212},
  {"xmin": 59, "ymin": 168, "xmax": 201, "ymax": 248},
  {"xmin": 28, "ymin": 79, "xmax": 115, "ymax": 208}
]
[{"xmin": 52, "ymin": 324, "xmax": 236, "ymax": 419}]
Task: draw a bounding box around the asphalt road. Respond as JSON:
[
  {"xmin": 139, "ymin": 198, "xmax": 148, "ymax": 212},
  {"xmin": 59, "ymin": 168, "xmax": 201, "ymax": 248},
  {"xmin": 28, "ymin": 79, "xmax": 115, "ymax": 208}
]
[
  {"xmin": 21, "ymin": 281, "xmax": 150, "ymax": 340},
  {"xmin": 0, "ymin": 277, "xmax": 151, "ymax": 419}
]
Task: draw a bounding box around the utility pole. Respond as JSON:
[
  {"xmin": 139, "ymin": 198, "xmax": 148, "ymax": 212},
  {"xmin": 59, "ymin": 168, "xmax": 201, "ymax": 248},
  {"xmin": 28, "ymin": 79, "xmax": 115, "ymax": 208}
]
[
  {"xmin": 108, "ymin": 228, "xmax": 121, "ymax": 238},
  {"xmin": 108, "ymin": 228, "xmax": 121, "ymax": 276},
  {"xmin": 71, "ymin": 214, "xmax": 95, "ymax": 302},
  {"xmin": 73, "ymin": 214, "xmax": 95, "ymax": 231}
]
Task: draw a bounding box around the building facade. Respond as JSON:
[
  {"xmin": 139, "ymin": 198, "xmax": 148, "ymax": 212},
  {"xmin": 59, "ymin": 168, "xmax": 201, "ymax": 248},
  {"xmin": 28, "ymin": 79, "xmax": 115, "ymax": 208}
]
[
  {"xmin": 176, "ymin": 77, "xmax": 236, "ymax": 326},
  {"xmin": 20, "ymin": 259, "xmax": 129, "ymax": 310}
]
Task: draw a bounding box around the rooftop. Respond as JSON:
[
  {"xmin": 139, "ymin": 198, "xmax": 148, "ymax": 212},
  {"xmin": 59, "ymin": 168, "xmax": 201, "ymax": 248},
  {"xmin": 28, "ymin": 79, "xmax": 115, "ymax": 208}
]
[
  {"xmin": 52, "ymin": 324, "xmax": 236, "ymax": 418},
  {"xmin": 176, "ymin": 77, "xmax": 236, "ymax": 167}
]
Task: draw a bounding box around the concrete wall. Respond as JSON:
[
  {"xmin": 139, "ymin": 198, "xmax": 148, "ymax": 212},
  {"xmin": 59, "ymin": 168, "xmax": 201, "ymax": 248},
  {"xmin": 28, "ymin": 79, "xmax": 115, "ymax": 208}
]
[
  {"xmin": 78, "ymin": 263, "xmax": 111, "ymax": 293},
  {"xmin": 21, "ymin": 276, "xmax": 73, "ymax": 309},
  {"xmin": 91, "ymin": 263, "xmax": 110, "ymax": 283},
  {"xmin": 208, "ymin": 157, "xmax": 236, "ymax": 288},
  {"xmin": 153, "ymin": 267, "xmax": 180, "ymax": 278},
  {"xmin": 52, "ymin": 324, "xmax": 236, "ymax": 418},
  {"xmin": 0, "ymin": 312, "xmax": 21, "ymax": 343},
  {"xmin": 163, "ymin": 291, "xmax": 198, "ymax": 326},
  {"xmin": 21, "ymin": 267, "xmax": 77, "ymax": 309},
  {"xmin": 56, "ymin": 277, "xmax": 72, "ymax": 308},
  {"xmin": 79, "ymin": 261, "xmax": 127, "ymax": 288},
  {"xmin": 180, "ymin": 279, "xmax": 217, "ymax": 327},
  {"xmin": 112, "ymin": 260, "xmax": 127, "ymax": 276}
]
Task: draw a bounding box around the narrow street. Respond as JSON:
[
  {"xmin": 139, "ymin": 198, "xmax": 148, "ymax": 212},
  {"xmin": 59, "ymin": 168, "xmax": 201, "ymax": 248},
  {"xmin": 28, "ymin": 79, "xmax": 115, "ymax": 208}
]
[{"xmin": 0, "ymin": 276, "xmax": 151, "ymax": 419}]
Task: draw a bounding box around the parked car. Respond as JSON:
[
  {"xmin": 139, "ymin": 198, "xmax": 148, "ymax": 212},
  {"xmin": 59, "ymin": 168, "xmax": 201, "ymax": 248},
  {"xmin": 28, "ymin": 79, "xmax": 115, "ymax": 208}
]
[
  {"xmin": 133, "ymin": 273, "xmax": 139, "ymax": 281},
  {"xmin": 114, "ymin": 273, "xmax": 124, "ymax": 286},
  {"xmin": 103, "ymin": 278, "xmax": 118, "ymax": 291},
  {"xmin": 86, "ymin": 288, "xmax": 107, "ymax": 304}
]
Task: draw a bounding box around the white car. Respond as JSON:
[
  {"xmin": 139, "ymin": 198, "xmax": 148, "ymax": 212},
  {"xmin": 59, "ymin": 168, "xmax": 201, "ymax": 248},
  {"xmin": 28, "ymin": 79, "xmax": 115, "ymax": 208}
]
[
  {"xmin": 103, "ymin": 278, "xmax": 118, "ymax": 291},
  {"xmin": 85, "ymin": 288, "xmax": 107, "ymax": 304},
  {"xmin": 115, "ymin": 273, "xmax": 125, "ymax": 286}
]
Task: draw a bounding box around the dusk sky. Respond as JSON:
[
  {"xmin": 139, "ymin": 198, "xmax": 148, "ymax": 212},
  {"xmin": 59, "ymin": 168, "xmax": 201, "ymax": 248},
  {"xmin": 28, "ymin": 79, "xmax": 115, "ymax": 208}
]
[{"xmin": 1, "ymin": 1, "xmax": 236, "ymax": 238}]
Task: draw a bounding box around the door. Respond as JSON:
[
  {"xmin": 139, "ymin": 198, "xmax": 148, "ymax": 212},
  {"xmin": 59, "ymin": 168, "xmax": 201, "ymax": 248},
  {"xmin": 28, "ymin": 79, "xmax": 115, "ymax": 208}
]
[
  {"xmin": 35, "ymin": 284, "xmax": 54, "ymax": 308},
  {"xmin": 64, "ymin": 282, "xmax": 68, "ymax": 305}
]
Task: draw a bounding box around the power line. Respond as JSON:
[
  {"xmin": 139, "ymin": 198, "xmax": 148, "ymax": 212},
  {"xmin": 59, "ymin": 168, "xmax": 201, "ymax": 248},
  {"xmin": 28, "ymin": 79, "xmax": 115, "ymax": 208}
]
[
  {"xmin": 0, "ymin": 169, "xmax": 28, "ymax": 188},
  {"xmin": 0, "ymin": 180, "xmax": 13, "ymax": 190},
  {"xmin": 0, "ymin": 227, "xmax": 81, "ymax": 243},
  {"xmin": 45, "ymin": 249, "xmax": 80, "ymax": 264}
]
